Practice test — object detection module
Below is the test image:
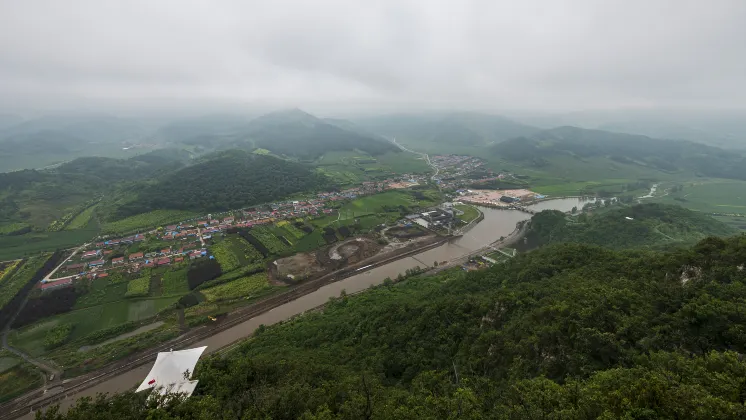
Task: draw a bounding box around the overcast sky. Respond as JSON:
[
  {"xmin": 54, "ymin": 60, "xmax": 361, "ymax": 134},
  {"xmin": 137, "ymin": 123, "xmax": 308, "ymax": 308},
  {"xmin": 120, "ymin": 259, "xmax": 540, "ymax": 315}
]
[{"xmin": 1, "ymin": 0, "xmax": 745, "ymax": 114}]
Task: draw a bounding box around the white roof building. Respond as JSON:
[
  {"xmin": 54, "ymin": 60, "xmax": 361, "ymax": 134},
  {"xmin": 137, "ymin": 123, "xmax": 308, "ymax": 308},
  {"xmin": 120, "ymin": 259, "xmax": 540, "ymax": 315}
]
[{"xmin": 136, "ymin": 346, "xmax": 207, "ymax": 398}]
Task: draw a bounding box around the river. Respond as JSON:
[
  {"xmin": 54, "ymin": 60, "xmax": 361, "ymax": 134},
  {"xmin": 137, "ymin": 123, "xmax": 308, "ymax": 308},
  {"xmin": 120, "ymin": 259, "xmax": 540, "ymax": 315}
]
[{"xmin": 23, "ymin": 197, "xmax": 592, "ymax": 418}]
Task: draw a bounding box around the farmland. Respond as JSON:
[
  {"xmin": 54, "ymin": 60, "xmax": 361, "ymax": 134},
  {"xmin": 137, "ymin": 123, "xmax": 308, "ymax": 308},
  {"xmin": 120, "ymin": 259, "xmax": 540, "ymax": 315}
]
[
  {"xmin": 8, "ymin": 297, "xmax": 179, "ymax": 359},
  {"xmin": 0, "ymin": 256, "xmax": 47, "ymax": 310},
  {"xmin": 201, "ymin": 272, "xmax": 271, "ymax": 302},
  {"xmin": 651, "ymin": 179, "xmax": 746, "ymax": 214},
  {"xmin": 211, "ymin": 239, "xmax": 241, "ymax": 272},
  {"xmin": 251, "ymin": 226, "xmax": 290, "ymax": 254},
  {"xmin": 74, "ymin": 276, "xmax": 129, "ymax": 308},
  {"xmin": 64, "ymin": 204, "xmax": 98, "ymax": 230},
  {"xmin": 0, "ymin": 229, "xmax": 97, "ymax": 261},
  {"xmin": 125, "ymin": 276, "xmax": 150, "ymax": 297},
  {"xmin": 0, "ymin": 350, "xmax": 41, "ymax": 402},
  {"xmin": 100, "ymin": 209, "xmax": 196, "ymax": 235},
  {"xmin": 0, "ymin": 260, "xmax": 21, "ymax": 285},
  {"xmin": 161, "ymin": 268, "xmax": 190, "ymax": 296}
]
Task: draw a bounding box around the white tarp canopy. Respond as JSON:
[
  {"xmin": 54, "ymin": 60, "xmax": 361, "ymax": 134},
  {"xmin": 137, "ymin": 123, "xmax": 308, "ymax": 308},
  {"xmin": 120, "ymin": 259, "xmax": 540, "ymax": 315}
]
[{"xmin": 136, "ymin": 346, "xmax": 207, "ymax": 397}]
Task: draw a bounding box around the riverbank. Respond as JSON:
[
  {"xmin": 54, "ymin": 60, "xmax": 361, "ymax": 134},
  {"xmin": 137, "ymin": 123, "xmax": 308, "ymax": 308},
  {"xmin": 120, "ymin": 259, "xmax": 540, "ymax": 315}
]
[
  {"xmin": 0, "ymin": 235, "xmax": 453, "ymax": 419},
  {"xmin": 9, "ymin": 199, "xmax": 594, "ymax": 419}
]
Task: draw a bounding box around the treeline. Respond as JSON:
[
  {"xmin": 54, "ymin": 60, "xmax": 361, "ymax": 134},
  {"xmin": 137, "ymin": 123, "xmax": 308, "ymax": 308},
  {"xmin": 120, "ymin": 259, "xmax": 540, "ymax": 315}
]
[
  {"xmin": 114, "ymin": 151, "xmax": 330, "ymax": 217},
  {"xmin": 13, "ymin": 286, "xmax": 77, "ymax": 328},
  {"xmin": 186, "ymin": 259, "xmax": 222, "ymax": 290},
  {"xmin": 521, "ymin": 203, "xmax": 737, "ymax": 250},
  {"xmin": 0, "ymin": 252, "xmax": 62, "ymax": 329},
  {"xmin": 45, "ymin": 236, "xmax": 746, "ymax": 418}
]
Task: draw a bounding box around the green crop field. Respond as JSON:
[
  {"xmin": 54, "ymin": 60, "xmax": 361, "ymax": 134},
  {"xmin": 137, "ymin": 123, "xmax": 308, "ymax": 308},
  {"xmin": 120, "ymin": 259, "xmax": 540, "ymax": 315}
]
[
  {"xmin": 64, "ymin": 204, "xmax": 99, "ymax": 230},
  {"xmin": 211, "ymin": 239, "xmax": 240, "ymax": 272},
  {"xmin": 74, "ymin": 277, "xmax": 129, "ymax": 309},
  {"xmin": 161, "ymin": 268, "xmax": 190, "ymax": 296},
  {"xmin": 9, "ymin": 297, "xmax": 178, "ymax": 357},
  {"xmin": 651, "ymin": 179, "xmax": 746, "ymax": 214},
  {"xmin": 125, "ymin": 276, "xmax": 150, "ymax": 297},
  {"xmin": 276, "ymin": 221, "xmax": 305, "ymax": 240},
  {"xmin": 201, "ymin": 273, "xmax": 270, "ymax": 302},
  {"xmin": 292, "ymin": 230, "xmax": 326, "ymax": 252},
  {"xmin": 377, "ymin": 151, "xmax": 431, "ymax": 174},
  {"xmin": 0, "ymin": 223, "xmax": 30, "ymax": 235},
  {"xmin": 339, "ymin": 191, "xmax": 415, "ymax": 216},
  {"xmin": 0, "ymin": 229, "xmax": 97, "ymax": 261},
  {"xmin": 101, "ymin": 210, "xmax": 196, "ymax": 235},
  {"xmin": 0, "ymin": 351, "xmax": 41, "ymax": 402},
  {"xmin": 252, "ymin": 226, "xmax": 289, "ymax": 254},
  {"xmin": 0, "ymin": 256, "xmax": 48, "ymax": 309}
]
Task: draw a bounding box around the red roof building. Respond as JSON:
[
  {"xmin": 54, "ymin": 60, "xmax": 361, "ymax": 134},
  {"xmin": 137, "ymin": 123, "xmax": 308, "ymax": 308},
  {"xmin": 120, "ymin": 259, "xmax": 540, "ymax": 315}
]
[
  {"xmin": 66, "ymin": 263, "xmax": 86, "ymax": 271},
  {"xmin": 112, "ymin": 257, "xmax": 124, "ymax": 265},
  {"xmin": 174, "ymin": 257, "xmax": 184, "ymax": 263},
  {"xmin": 129, "ymin": 252, "xmax": 144, "ymax": 260},
  {"xmin": 156, "ymin": 258, "xmax": 171, "ymax": 266},
  {"xmin": 96, "ymin": 272, "xmax": 109, "ymax": 278},
  {"xmin": 40, "ymin": 278, "xmax": 73, "ymax": 291}
]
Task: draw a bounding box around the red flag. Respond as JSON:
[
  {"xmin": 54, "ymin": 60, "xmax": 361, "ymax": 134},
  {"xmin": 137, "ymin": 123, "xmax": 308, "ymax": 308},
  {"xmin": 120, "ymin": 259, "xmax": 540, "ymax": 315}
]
[{"xmin": 148, "ymin": 379, "xmax": 156, "ymax": 385}]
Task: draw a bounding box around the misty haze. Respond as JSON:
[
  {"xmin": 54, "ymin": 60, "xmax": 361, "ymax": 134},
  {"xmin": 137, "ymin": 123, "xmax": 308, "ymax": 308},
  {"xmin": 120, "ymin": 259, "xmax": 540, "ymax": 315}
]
[{"xmin": 0, "ymin": 1, "xmax": 745, "ymax": 419}]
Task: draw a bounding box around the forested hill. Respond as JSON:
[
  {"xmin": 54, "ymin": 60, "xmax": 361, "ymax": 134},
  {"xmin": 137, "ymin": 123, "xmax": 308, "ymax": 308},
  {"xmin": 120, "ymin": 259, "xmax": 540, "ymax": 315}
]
[
  {"xmin": 522, "ymin": 203, "xmax": 738, "ymax": 250},
  {"xmin": 0, "ymin": 153, "xmax": 191, "ymax": 231},
  {"xmin": 244, "ymin": 109, "xmax": 399, "ymax": 159},
  {"xmin": 46, "ymin": 235, "xmax": 746, "ymax": 419},
  {"xmin": 355, "ymin": 111, "xmax": 539, "ymax": 146},
  {"xmin": 113, "ymin": 150, "xmax": 329, "ymax": 217},
  {"xmin": 492, "ymin": 126, "xmax": 746, "ymax": 180}
]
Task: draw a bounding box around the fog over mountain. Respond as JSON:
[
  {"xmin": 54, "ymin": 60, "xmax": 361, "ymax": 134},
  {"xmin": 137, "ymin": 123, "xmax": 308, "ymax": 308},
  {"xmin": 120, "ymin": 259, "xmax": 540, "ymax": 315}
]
[{"xmin": 1, "ymin": 0, "xmax": 746, "ymax": 115}]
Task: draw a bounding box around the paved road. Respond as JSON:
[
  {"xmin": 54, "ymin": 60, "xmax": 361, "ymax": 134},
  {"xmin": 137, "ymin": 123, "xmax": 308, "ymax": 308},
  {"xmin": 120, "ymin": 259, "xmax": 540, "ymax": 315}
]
[
  {"xmin": 389, "ymin": 138, "xmax": 439, "ymax": 182},
  {"xmin": 44, "ymin": 243, "xmax": 89, "ymax": 281}
]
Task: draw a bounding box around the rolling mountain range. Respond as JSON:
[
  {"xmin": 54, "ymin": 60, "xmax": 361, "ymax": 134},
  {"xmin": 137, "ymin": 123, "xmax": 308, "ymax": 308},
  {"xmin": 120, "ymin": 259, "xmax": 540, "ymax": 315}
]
[
  {"xmin": 355, "ymin": 112, "xmax": 539, "ymax": 146},
  {"xmin": 158, "ymin": 109, "xmax": 399, "ymax": 159},
  {"xmin": 492, "ymin": 126, "xmax": 746, "ymax": 181}
]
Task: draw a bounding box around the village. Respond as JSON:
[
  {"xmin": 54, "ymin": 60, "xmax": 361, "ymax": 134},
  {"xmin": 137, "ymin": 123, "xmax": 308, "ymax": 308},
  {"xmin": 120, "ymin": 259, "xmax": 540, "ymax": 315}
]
[{"xmin": 38, "ymin": 156, "xmax": 545, "ymax": 292}]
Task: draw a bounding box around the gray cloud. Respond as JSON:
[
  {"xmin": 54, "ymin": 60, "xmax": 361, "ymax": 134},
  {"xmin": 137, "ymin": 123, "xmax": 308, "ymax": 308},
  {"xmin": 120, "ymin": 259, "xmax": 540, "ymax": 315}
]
[{"xmin": 1, "ymin": 0, "xmax": 745, "ymax": 113}]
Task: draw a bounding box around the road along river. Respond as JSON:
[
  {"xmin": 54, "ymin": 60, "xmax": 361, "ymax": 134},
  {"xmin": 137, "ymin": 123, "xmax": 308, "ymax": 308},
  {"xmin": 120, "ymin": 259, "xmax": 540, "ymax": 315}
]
[{"xmin": 18, "ymin": 198, "xmax": 592, "ymax": 419}]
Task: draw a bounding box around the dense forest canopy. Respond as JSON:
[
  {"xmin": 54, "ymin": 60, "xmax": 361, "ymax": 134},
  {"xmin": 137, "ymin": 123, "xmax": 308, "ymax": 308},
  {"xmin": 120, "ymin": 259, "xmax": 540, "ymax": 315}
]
[
  {"xmin": 43, "ymin": 235, "xmax": 746, "ymax": 419},
  {"xmin": 493, "ymin": 126, "xmax": 746, "ymax": 180},
  {"xmin": 114, "ymin": 150, "xmax": 331, "ymax": 216},
  {"xmin": 522, "ymin": 203, "xmax": 738, "ymax": 250}
]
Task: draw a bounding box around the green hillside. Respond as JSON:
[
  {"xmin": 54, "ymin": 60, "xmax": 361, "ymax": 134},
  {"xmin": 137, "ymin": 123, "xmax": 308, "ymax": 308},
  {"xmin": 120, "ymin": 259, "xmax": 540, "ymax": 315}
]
[
  {"xmin": 492, "ymin": 126, "xmax": 746, "ymax": 181},
  {"xmin": 0, "ymin": 154, "xmax": 187, "ymax": 232},
  {"xmin": 523, "ymin": 203, "xmax": 737, "ymax": 250},
  {"xmin": 112, "ymin": 150, "xmax": 329, "ymax": 217},
  {"xmin": 46, "ymin": 235, "xmax": 746, "ymax": 419},
  {"xmin": 244, "ymin": 109, "xmax": 400, "ymax": 159},
  {"xmin": 356, "ymin": 112, "xmax": 539, "ymax": 151}
]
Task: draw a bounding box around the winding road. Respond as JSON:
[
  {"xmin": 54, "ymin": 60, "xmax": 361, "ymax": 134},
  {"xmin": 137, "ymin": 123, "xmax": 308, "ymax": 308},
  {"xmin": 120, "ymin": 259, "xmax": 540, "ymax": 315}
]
[{"xmin": 389, "ymin": 138, "xmax": 439, "ymax": 182}]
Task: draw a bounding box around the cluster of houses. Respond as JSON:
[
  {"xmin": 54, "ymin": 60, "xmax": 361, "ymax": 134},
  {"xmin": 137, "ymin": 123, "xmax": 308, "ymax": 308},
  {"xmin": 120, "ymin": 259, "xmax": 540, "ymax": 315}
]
[
  {"xmin": 45, "ymin": 174, "xmax": 434, "ymax": 287},
  {"xmin": 61, "ymin": 241, "xmax": 208, "ymax": 277}
]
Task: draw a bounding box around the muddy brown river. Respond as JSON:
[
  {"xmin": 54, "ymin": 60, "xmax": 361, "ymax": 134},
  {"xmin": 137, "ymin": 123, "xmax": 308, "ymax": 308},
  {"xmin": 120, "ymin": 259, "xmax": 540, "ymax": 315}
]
[{"xmin": 24, "ymin": 198, "xmax": 593, "ymax": 418}]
